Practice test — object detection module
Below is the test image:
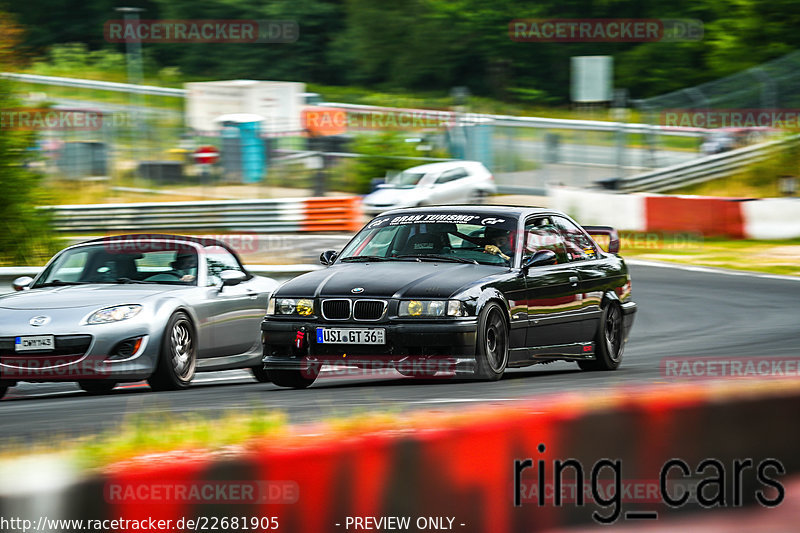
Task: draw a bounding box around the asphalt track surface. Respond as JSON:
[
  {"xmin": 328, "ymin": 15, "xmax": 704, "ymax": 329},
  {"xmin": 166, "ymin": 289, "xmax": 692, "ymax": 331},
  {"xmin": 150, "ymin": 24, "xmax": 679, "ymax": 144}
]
[{"xmin": 1, "ymin": 261, "xmax": 798, "ymax": 441}]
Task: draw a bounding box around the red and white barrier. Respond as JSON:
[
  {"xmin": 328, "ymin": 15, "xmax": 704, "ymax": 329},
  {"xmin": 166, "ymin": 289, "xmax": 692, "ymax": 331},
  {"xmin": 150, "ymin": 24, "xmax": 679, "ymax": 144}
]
[
  {"xmin": 550, "ymin": 187, "xmax": 800, "ymax": 239},
  {"xmin": 5, "ymin": 379, "xmax": 800, "ymax": 533}
]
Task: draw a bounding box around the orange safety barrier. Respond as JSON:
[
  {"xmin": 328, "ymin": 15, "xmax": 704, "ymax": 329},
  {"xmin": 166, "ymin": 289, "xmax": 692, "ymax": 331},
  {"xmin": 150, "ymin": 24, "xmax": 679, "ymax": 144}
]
[{"xmin": 302, "ymin": 197, "xmax": 363, "ymax": 233}]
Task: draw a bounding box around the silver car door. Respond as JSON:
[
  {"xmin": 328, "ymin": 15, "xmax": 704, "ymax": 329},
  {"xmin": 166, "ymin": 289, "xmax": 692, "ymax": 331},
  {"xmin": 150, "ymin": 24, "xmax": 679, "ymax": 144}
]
[{"xmin": 202, "ymin": 246, "xmax": 264, "ymax": 357}]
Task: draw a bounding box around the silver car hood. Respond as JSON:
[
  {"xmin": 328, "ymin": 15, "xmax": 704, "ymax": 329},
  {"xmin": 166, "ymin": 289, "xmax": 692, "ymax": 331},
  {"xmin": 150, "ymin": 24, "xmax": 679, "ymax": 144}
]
[{"xmin": 0, "ymin": 284, "xmax": 179, "ymax": 310}]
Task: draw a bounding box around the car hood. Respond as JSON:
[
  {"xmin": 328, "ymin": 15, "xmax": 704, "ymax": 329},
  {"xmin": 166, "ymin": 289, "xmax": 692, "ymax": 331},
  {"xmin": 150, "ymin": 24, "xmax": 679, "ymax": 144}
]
[
  {"xmin": 276, "ymin": 261, "xmax": 503, "ymax": 299},
  {"xmin": 363, "ymin": 187, "xmax": 422, "ymax": 205},
  {"xmin": 0, "ymin": 284, "xmax": 178, "ymax": 310}
]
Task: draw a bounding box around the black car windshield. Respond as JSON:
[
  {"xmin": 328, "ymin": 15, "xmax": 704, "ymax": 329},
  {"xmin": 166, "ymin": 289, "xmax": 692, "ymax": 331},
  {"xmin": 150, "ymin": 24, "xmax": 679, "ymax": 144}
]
[
  {"xmin": 32, "ymin": 243, "xmax": 200, "ymax": 288},
  {"xmin": 339, "ymin": 212, "xmax": 518, "ymax": 266}
]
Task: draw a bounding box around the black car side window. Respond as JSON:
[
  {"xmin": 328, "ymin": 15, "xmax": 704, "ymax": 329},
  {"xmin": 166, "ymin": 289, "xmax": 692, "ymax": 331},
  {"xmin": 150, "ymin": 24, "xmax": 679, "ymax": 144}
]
[
  {"xmin": 523, "ymin": 217, "xmax": 568, "ymax": 264},
  {"xmin": 553, "ymin": 216, "xmax": 598, "ymax": 262}
]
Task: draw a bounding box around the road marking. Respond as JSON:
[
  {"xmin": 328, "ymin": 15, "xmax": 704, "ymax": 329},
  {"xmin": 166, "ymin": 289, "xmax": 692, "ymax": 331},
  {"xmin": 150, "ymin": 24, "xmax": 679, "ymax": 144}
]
[{"xmin": 627, "ymin": 259, "xmax": 800, "ymax": 282}]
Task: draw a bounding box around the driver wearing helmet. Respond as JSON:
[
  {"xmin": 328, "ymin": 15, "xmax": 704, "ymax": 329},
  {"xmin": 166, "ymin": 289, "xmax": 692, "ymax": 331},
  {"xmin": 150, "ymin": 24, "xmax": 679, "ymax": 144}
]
[{"xmin": 483, "ymin": 226, "xmax": 513, "ymax": 262}]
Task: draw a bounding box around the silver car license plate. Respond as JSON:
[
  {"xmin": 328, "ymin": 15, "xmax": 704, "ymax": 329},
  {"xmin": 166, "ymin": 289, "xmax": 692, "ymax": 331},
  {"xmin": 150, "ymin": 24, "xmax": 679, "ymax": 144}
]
[
  {"xmin": 316, "ymin": 328, "xmax": 385, "ymax": 345},
  {"xmin": 15, "ymin": 335, "xmax": 55, "ymax": 351}
]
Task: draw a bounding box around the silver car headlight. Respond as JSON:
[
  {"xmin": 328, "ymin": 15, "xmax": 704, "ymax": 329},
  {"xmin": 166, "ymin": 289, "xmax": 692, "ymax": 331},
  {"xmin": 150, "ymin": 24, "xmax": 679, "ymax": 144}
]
[
  {"xmin": 398, "ymin": 300, "xmax": 465, "ymax": 317},
  {"xmin": 86, "ymin": 304, "xmax": 142, "ymax": 324},
  {"xmin": 267, "ymin": 297, "xmax": 314, "ymax": 316}
]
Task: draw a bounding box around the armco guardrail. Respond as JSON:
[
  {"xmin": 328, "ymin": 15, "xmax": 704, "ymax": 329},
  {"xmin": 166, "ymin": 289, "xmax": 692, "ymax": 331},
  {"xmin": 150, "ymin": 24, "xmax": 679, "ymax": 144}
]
[
  {"xmin": 2, "ymin": 380, "xmax": 799, "ymax": 532},
  {"xmin": 40, "ymin": 197, "xmax": 362, "ymax": 234},
  {"xmin": 2, "ymin": 72, "xmax": 706, "ymax": 137},
  {"xmin": 1, "ymin": 72, "xmax": 185, "ymax": 97},
  {"xmin": 608, "ymin": 134, "xmax": 800, "ymax": 192},
  {"xmin": 309, "ymin": 102, "xmax": 707, "ymax": 137}
]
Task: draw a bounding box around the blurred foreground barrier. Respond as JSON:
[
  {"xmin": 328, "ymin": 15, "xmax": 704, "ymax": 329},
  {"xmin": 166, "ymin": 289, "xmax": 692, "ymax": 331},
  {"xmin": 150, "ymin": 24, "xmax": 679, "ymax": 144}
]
[
  {"xmin": 40, "ymin": 197, "xmax": 363, "ymax": 234},
  {"xmin": 2, "ymin": 380, "xmax": 799, "ymax": 532},
  {"xmin": 551, "ymin": 186, "xmax": 800, "ymax": 239}
]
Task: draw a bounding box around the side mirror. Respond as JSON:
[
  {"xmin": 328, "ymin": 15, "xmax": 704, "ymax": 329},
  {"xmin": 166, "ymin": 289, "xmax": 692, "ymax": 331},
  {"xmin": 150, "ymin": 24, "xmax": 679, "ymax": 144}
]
[
  {"xmin": 218, "ymin": 270, "xmax": 246, "ymax": 290},
  {"xmin": 12, "ymin": 276, "xmax": 33, "ymax": 291},
  {"xmin": 522, "ymin": 250, "xmax": 557, "ymax": 271},
  {"xmin": 319, "ymin": 250, "xmax": 338, "ymax": 266}
]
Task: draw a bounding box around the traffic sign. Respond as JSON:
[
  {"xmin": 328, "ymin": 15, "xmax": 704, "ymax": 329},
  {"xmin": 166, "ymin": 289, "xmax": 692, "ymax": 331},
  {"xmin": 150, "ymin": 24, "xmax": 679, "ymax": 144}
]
[{"xmin": 193, "ymin": 145, "xmax": 219, "ymax": 165}]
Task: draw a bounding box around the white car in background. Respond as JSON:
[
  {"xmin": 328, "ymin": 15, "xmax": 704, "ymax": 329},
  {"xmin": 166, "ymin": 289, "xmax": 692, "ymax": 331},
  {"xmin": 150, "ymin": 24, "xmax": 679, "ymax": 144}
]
[{"xmin": 362, "ymin": 161, "xmax": 496, "ymax": 215}]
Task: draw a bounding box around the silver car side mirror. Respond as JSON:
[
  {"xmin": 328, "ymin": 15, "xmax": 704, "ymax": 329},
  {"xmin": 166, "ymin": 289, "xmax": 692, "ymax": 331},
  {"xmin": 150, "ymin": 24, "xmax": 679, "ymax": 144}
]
[
  {"xmin": 12, "ymin": 276, "xmax": 33, "ymax": 291},
  {"xmin": 218, "ymin": 270, "xmax": 247, "ymax": 291}
]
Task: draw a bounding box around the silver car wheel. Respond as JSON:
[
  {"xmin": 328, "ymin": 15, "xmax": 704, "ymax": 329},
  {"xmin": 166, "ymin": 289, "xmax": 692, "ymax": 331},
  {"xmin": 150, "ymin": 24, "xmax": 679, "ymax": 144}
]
[{"xmin": 170, "ymin": 318, "xmax": 194, "ymax": 380}]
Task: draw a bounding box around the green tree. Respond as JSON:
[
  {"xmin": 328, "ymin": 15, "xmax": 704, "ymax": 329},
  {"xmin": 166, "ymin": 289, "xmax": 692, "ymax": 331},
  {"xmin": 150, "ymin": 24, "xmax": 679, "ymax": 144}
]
[{"xmin": 0, "ymin": 13, "xmax": 56, "ymax": 265}]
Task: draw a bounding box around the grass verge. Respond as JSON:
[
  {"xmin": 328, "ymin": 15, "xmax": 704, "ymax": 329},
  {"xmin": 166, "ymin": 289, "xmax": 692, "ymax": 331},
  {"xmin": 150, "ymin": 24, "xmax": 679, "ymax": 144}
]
[{"xmin": 619, "ymin": 235, "xmax": 800, "ymax": 277}]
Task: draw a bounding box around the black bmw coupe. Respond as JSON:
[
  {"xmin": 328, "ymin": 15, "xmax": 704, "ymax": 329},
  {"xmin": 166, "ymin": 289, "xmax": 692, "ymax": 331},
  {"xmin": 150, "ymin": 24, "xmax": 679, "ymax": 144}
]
[{"xmin": 261, "ymin": 206, "xmax": 636, "ymax": 388}]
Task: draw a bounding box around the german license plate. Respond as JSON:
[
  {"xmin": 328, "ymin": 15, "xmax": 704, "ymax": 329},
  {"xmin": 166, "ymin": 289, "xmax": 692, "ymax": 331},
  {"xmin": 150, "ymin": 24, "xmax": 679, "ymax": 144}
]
[
  {"xmin": 15, "ymin": 335, "xmax": 55, "ymax": 352},
  {"xmin": 316, "ymin": 328, "xmax": 385, "ymax": 345}
]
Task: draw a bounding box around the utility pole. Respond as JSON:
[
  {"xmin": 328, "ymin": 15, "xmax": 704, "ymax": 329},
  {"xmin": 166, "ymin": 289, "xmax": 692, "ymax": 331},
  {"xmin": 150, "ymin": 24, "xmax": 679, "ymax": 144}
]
[{"xmin": 115, "ymin": 7, "xmax": 145, "ymax": 177}]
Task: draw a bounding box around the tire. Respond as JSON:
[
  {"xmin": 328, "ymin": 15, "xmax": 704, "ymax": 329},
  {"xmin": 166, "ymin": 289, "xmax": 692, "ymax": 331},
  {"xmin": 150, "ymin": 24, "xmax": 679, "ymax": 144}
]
[
  {"xmin": 578, "ymin": 302, "xmax": 624, "ymax": 371},
  {"xmin": 267, "ymin": 367, "xmax": 319, "ymax": 389},
  {"xmin": 0, "ymin": 383, "xmax": 8, "ymax": 400},
  {"xmin": 148, "ymin": 312, "xmax": 197, "ymax": 391},
  {"xmin": 474, "ymin": 302, "xmax": 509, "ymax": 380},
  {"xmin": 78, "ymin": 381, "xmax": 118, "ymax": 395},
  {"xmin": 250, "ymin": 365, "xmax": 272, "ymax": 383}
]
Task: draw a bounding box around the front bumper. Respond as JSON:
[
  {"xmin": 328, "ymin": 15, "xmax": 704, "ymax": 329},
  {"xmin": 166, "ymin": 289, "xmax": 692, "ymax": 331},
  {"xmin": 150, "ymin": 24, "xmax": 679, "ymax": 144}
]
[
  {"xmin": 0, "ymin": 319, "xmax": 160, "ymax": 383},
  {"xmin": 261, "ymin": 318, "xmax": 479, "ymax": 374}
]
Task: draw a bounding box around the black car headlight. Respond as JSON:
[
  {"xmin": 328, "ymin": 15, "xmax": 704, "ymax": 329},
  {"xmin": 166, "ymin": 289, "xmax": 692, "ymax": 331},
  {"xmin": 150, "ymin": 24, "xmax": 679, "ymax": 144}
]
[
  {"xmin": 398, "ymin": 300, "xmax": 465, "ymax": 317},
  {"xmin": 267, "ymin": 297, "xmax": 314, "ymax": 316}
]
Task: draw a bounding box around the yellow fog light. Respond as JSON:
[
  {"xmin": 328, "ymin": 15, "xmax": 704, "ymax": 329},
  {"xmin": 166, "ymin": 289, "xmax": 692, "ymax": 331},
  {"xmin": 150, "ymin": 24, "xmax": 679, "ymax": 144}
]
[
  {"xmin": 296, "ymin": 299, "xmax": 314, "ymax": 316},
  {"xmin": 407, "ymin": 300, "xmax": 423, "ymax": 316}
]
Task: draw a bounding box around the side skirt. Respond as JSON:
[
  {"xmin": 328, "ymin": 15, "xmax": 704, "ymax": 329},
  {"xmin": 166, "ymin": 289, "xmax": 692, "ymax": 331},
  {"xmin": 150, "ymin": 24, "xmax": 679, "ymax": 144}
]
[{"xmin": 508, "ymin": 342, "xmax": 595, "ymax": 367}]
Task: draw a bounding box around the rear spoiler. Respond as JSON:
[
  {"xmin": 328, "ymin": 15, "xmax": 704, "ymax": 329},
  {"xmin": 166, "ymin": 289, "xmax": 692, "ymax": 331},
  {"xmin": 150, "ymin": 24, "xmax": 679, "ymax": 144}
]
[{"xmin": 582, "ymin": 226, "xmax": 620, "ymax": 254}]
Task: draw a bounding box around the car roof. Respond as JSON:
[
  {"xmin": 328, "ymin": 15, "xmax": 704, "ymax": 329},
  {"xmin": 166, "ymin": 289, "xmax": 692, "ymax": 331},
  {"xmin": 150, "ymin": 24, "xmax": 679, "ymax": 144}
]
[
  {"xmin": 374, "ymin": 204, "xmax": 552, "ymax": 218},
  {"xmin": 401, "ymin": 160, "xmax": 485, "ymax": 173}
]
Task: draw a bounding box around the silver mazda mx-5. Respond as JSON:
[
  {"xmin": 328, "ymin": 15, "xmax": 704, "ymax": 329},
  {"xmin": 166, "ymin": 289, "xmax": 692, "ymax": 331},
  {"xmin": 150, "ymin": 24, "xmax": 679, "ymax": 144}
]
[{"xmin": 0, "ymin": 234, "xmax": 278, "ymax": 399}]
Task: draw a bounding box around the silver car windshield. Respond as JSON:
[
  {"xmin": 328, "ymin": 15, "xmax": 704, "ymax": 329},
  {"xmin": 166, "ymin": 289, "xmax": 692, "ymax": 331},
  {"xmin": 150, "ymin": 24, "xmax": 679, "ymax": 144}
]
[{"xmin": 32, "ymin": 244, "xmax": 200, "ymax": 288}]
